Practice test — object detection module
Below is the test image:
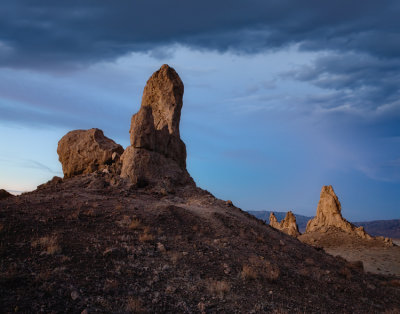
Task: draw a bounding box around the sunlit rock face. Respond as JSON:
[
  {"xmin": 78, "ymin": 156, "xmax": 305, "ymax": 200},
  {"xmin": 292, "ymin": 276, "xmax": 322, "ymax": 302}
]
[
  {"xmin": 57, "ymin": 128, "xmax": 123, "ymax": 178},
  {"xmin": 270, "ymin": 211, "xmax": 300, "ymax": 237},
  {"xmin": 56, "ymin": 65, "xmax": 193, "ymax": 188},
  {"xmin": 121, "ymin": 64, "xmax": 193, "ymax": 187},
  {"xmin": 306, "ymin": 185, "xmax": 371, "ymax": 239}
]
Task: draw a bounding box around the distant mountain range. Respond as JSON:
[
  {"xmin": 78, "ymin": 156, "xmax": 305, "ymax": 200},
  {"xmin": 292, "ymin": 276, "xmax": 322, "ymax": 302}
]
[{"xmin": 248, "ymin": 211, "xmax": 400, "ymax": 238}]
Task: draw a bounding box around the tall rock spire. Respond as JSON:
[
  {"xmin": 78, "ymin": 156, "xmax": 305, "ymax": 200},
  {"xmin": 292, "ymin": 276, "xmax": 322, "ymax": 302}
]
[
  {"xmin": 306, "ymin": 185, "xmax": 371, "ymax": 239},
  {"xmin": 121, "ymin": 64, "xmax": 193, "ymax": 186}
]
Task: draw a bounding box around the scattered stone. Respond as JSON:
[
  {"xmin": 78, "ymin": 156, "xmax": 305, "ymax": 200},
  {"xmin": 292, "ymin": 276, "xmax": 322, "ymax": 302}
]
[
  {"xmin": 387, "ymin": 279, "xmax": 400, "ymax": 287},
  {"xmin": 157, "ymin": 242, "xmax": 166, "ymax": 252},
  {"xmin": 87, "ymin": 176, "xmax": 108, "ymax": 190},
  {"xmin": 121, "ymin": 65, "xmax": 193, "ymax": 187},
  {"xmin": 269, "ymin": 211, "xmax": 300, "ymax": 237},
  {"xmin": 347, "ymin": 260, "xmax": 364, "ymax": 272},
  {"xmin": 71, "ymin": 290, "xmax": 80, "ymax": 301},
  {"xmin": 226, "ymin": 200, "xmax": 233, "ymax": 207},
  {"xmin": 103, "ymin": 247, "xmax": 128, "ymax": 258},
  {"xmin": 37, "ymin": 176, "xmax": 63, "ymax": 190},
  {"xmin": 223, "ymin": 263, "xmax": 231, "ymax": 274},
  {"xmin": 162, "ymin": 264, "xmax": 169, "ymax": 271},
  {"xmin": 165, "ymin": 285, "xmax": 176, "ymax": 294},
  {"xmin": 376, "ymin": 236, "xmax": 394, "ymax": 247},
  {"xmin": 197, "ymin": 302, "xmax": 206, "ymax": 312},
  {"xmin": 57, "ymin": 128, "xmax": 123, "ymax": 178},
  {"xmin": 306, "ymin": 185, "xmax": 372, "ymax": 239}
]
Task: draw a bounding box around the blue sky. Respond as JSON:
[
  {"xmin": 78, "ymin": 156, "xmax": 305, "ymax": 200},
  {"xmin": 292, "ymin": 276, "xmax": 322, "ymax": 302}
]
[{"xmin": 0, "ymin": 1, "xmax": 399, "ymax": 221}]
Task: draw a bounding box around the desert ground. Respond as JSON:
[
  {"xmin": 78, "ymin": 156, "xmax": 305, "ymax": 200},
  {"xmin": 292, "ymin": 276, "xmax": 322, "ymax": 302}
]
[
  {"xmin": 1, "ymin": 175, "xmax": 400, "ymax": 313},
  {"xmin": 299, "ymin": 230, "xmax": 400, "ymax": 277}
]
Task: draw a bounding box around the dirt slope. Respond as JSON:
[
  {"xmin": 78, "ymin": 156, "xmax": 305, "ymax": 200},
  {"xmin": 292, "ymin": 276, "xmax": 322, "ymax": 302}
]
[
  {"xmin": 1, "ymin": 174, "xmax": 400, "ymax": 313},
  {"xmin": 299, "ymin": 229, "xmax": 400, "ymax": 277}
]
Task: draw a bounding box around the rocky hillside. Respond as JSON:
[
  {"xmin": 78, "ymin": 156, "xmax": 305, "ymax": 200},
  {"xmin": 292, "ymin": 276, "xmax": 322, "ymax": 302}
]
[
  {"xmin": 2, "ymin": 177, "xmax": 400, "ymax": 313},
  {"xmin": 1, "ymin": 65, "xmax": 400, "ymax": 313}
]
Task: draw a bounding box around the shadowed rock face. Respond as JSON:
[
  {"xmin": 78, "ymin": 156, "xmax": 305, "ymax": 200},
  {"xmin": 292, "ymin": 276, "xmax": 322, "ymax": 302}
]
[
  {"xmin": 57, "ymin": 128, "xmax": 124, "ymax": 178},
  {"xmin": 270, "ymin": 211, "xmax": 300, "ymax": 237},
  {"xmin": 306, "ymin": 185, "xmax": 371, "ymax": 239},
  {"xmin": 121, "ymin": 64, "xmax": 193, "ymax": 186}
]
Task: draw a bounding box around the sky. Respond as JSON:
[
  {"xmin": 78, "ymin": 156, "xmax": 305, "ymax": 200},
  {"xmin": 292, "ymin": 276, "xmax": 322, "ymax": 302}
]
[{"xmin": 0, "ymin": 1, "xmax": 399, "ymax": 221}]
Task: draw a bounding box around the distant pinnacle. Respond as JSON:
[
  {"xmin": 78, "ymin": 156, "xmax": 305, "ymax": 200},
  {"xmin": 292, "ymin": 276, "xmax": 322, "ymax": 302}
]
[
  {"xmin": 269, "ymin": 211, "xmax": 300, "ymax": 237},
  {"xmin": 306, "ymin": 185, "xmax": 371, "ymax": 239}
]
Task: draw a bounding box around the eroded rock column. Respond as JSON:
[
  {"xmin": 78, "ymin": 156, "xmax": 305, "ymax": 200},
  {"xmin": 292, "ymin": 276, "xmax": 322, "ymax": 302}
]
[{"xmin": 121, "ymin": 64, "xmax": 193, "ymax": 187}]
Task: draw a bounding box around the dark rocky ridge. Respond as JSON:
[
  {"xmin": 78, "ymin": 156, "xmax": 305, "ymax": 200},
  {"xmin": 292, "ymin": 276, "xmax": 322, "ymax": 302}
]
[
  {"xmin": 0, "ymin": 189, "xmax": 14, "ymax": 200},
  {"xmin": 1, "ymin": 177, "xmax": 400, "ymax": 312}
]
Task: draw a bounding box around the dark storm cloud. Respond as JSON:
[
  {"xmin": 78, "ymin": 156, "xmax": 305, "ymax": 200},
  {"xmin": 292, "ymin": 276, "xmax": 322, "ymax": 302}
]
[
  {"xmin": 287, "ymin": 53, "xmax": 400, "ymax": 115},
  {"xmin": 0, "ymin": 0, "xmax": 399, "ymax": 68}
]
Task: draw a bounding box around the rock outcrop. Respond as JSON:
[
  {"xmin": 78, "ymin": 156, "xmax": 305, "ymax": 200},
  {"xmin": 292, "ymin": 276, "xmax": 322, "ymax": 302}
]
[
  {"xmin": 0, "ymin": 189, "xmax": 13, "ymax": 200},
  {"xmin": 306, "ymin": 185, "xmax": 371, "ymax": 239},
  {"xmin": 269, "ymin": 212, "xmax": 279, "ymax": 228},
  {"xmin": 269, "ymin": 211, "xmax": 301, "ymax": 237},
  {"xmin": 121, "ymin": 64, "xmax": 193, "ymax": 186},
  {"xmin": 56, "ymin": 64, "xmax": 193, "ymax": 188},
  {"xmin": 57, "ymin": 128, "xmax": 124, "ymax": 178}
]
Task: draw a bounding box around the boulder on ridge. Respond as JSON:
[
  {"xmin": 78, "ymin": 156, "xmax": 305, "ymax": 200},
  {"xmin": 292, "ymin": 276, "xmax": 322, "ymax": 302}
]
[{"xmin": 57, "ymin": 128, "xmax": 124, "ymax": 178}]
